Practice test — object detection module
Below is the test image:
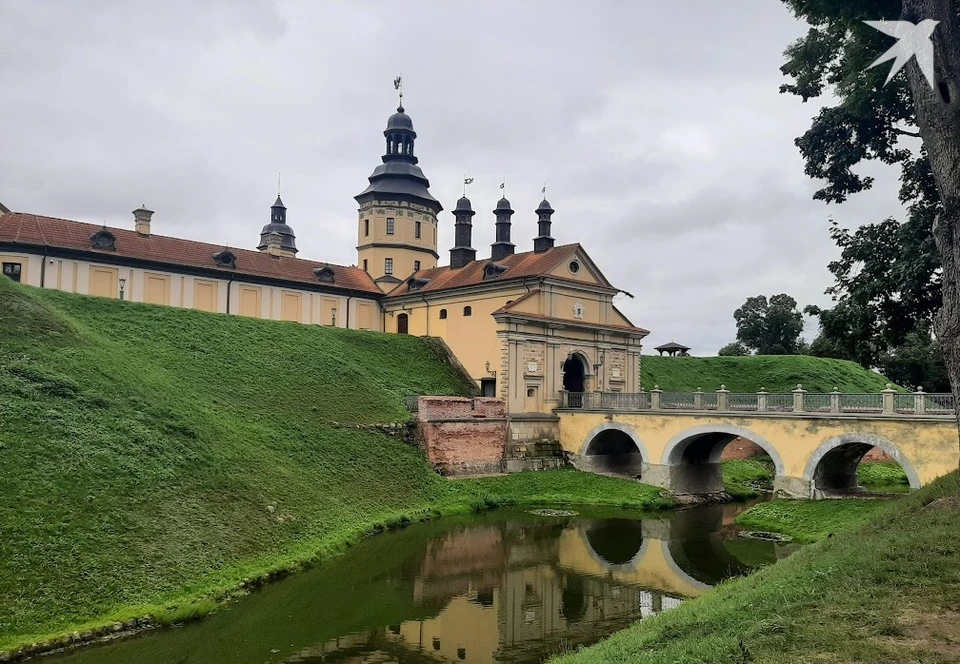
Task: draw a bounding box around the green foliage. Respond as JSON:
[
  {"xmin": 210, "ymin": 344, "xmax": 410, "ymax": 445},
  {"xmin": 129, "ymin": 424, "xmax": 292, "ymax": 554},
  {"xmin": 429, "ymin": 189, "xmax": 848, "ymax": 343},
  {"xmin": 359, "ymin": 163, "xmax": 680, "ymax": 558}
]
[
  {"xmin": 779, "ymin": 2, "xmax": 949, "ymax": 392},
  {"xmin": 452, "ymin": 469, "xmax": 674, "ymax": 511},
  {"xmin": 734, "ymin": 499, "xmax": 890, "ymax": 544},
  {"xmin": 734, "ymin": 294, "xmax": 805, "ymax": 355},
  {"xmin": 858, "ymin": 461, "xmax": 910, "ymax": 488},
  {"xmin": 717, "ymin": 341, "xmax": 750, "ymax": 357},
  {"xmin": 0, "ymin": 279, "xmax": 670, "ymax": 653},
  {"xmin": 554, "ymin": 473, "xmax": 960, "ymax": 663},
  {"xmin": 722, "ymin": 460, "xmax": 775, "ymax": 500},
  {"xmin": 877, "ymin": 330, "xmax": 950, "ymax": 392},
  {"xmin": 641, "ymin": 354, "xmax": 897, "ymax": 393}
]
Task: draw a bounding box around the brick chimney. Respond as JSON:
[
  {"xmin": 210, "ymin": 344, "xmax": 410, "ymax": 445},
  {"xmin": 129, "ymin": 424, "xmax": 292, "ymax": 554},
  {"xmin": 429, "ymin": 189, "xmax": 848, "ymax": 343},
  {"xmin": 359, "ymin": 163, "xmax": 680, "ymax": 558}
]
[{"xmin": 133, "ymin": 205, "xmax": 154, "ymax": 236}]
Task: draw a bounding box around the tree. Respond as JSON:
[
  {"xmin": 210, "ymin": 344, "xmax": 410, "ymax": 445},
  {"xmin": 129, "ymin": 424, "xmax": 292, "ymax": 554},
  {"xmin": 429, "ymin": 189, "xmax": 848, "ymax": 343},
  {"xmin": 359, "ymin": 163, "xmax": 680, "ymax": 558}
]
[
  {"xmin": 780, "ymin": 0, "xmax": 960, "ymax": 446},
  {"xmin": 733, "ymin": 294, "xmax": 805, "ymax": 355},
  {"xmin": 878, "ymin": 328, "xmax": 951, "ymax": 391},
  {"xmin": 718, "ymin": 341, "xmax": 751, "ymax": 356}
]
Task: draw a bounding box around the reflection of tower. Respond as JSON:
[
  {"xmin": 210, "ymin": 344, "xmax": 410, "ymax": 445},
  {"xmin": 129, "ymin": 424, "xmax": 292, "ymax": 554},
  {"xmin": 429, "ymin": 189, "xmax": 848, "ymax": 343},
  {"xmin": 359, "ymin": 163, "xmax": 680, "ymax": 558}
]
[{"xmin": 356, "ymin": 103, "xmax": 442, "ymax": 287}]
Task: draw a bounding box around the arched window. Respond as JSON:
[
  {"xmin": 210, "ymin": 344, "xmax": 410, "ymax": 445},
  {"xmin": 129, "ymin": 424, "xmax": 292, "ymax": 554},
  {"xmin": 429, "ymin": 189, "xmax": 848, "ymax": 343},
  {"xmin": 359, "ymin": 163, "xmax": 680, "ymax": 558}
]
[
  {"xmin": 463, "ymin": 306, "xmax": 472, "ymax": 317},
  {"xmin": 439, "ymin": 309, "xmax": 447, "ymax": 319}
]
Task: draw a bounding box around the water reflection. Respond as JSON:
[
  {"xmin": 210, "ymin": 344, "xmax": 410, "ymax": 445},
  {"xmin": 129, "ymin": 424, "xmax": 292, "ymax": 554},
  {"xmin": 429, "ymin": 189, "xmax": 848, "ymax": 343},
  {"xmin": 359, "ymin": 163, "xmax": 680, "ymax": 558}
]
[{"xmin": 48, "ymin": 503, "xmax": 790, "ymax": 664}]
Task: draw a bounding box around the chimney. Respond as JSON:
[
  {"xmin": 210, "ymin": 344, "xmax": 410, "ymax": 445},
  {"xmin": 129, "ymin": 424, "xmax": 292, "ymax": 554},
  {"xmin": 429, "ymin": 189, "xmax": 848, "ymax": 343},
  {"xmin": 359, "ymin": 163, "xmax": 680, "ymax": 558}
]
[
  {"xmin": 133, "ymin": 205, "xmax": 154, "ymax": 236},
  {"xmin": 490, "ymin": 196, "xmax": 515, "ymax": 261},
  {"xmin": 533, "ymin": 198, "xmax": 555, "ymax": 253},
  {"xmin": 449, "ymin": 195, "xmax": 477, "ymax": 269}
]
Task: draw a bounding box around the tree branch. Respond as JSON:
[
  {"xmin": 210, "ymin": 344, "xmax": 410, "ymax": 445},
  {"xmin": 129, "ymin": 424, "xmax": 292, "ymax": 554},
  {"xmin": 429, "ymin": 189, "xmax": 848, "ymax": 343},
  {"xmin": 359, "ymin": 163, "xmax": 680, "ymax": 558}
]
[{"xmin": 893, "ymin": 128, "xmax": 922, "ymax": 138}]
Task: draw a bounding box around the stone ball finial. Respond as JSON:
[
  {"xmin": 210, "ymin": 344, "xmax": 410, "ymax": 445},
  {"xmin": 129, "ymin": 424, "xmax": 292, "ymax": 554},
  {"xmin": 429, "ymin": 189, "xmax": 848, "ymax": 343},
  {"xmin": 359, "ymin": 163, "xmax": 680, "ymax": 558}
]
[
  {"xmin": 797, "ymin": 384, "xmax": 802, "ymax": 390},
  {"xmin": 720, "ymin": 384, "xmax": 726, "ymax": 390},
  {"xmin": 886, "ymin": 382, "xmax": 893, "ymax": 389},
  {"xmin": 654, "ymin": 384, "xmax": 660, "ymax": 390},
  {"xmin": 834, "ymin": 386, "xmax": 839, "ymax": 392}
]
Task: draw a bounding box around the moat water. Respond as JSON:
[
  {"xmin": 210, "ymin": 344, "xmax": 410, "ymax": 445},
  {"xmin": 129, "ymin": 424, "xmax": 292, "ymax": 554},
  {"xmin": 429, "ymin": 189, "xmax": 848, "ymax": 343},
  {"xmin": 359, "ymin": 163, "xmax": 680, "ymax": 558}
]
[{"xmin": 47, "ymin": 501, "xmax": 794, "ymax": 664}]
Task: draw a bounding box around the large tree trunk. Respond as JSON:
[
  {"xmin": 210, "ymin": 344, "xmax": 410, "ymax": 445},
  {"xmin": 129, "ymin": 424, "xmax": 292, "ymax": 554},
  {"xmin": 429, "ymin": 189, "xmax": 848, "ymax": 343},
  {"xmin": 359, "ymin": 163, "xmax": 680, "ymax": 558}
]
[{"xmin": 901, "ymin": 0, "xmax": 960, "ymax": 481}]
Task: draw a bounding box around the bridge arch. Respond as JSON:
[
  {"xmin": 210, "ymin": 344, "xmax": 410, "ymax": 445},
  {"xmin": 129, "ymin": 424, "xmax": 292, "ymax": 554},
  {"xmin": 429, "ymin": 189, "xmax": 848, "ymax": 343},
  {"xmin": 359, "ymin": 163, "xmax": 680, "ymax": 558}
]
[
  {"xmin": 661, "ymin": 424, "xmax": 786, "ymax": 476},
  {"xmin": 803, "ymin": 433, "xmax": 921, "ymax": 493},
  {"xmin": 577, "ymin": 422, "xmax": 649, "ymax": 478}
]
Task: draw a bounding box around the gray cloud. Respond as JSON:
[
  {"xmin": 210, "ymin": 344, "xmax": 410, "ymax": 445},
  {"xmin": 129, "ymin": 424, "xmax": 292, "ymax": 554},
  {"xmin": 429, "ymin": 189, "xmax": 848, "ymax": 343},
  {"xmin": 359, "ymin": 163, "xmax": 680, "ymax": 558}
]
[{"xmin": 0, "ymin": 1, "xmax": 910, "ymax": 353}]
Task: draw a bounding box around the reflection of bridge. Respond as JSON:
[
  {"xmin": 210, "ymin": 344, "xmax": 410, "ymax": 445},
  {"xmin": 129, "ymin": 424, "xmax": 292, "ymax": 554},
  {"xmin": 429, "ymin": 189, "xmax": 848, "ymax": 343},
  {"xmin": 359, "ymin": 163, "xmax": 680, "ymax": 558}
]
[
  {"xmin": 374, "ymin": 508, "xmax": 766, "ymax": 664},
  {"xmin": 557, "ymin": 387, "xmax": 959, "ymax": 497}
]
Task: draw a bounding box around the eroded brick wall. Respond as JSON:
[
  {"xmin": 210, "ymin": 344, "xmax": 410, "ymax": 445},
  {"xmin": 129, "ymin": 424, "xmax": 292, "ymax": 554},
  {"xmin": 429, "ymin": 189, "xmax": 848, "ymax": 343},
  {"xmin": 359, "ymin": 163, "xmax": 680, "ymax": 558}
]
[{"xmin": 417, "ymin": 397, "xmax": 507, "ymax": 476}]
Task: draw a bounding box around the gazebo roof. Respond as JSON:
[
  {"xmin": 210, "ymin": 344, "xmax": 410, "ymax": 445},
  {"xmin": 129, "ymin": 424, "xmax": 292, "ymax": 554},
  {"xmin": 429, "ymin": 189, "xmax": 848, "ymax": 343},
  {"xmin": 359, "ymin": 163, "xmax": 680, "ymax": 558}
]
[{"xmin": 655, "ymin": 341, "xmax": 691, "ymax": 351}]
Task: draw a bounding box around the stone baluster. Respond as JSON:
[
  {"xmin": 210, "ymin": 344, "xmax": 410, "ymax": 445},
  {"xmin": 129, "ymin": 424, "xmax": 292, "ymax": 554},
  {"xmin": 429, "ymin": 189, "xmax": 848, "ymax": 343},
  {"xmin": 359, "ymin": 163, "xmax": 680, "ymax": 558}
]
[
  {"xmin": 717, "ymin": 385, "xmax": 729, "ymax": 412},
  {"xmin": 914, "ymin": 386, "xmax": 926, "ymax": 415},
  {"xmin": 830, "ymin": 387, "xmax": 840, "ymax": 414},
  {"xmin": 757, "ymin": 386, "xmax": 768, "ymax": 412},
  {"xmin": 792, "ymin": 384, "xmax": 806, "ymax": 413},
  {"xmin": 651, "ymin": 385, "xmax": 662, "ymax": 410},
  {"xmin": 881, "ymin": 383, "xmax": 897, "ymax": 415}
]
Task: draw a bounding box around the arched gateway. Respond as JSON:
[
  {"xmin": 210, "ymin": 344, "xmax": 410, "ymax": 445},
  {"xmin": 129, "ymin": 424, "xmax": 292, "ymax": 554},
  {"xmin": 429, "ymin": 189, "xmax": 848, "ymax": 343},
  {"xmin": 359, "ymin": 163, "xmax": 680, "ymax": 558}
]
[{"xmin": 576, "ymin": 422, "xmax": 648, "ymax": 478}]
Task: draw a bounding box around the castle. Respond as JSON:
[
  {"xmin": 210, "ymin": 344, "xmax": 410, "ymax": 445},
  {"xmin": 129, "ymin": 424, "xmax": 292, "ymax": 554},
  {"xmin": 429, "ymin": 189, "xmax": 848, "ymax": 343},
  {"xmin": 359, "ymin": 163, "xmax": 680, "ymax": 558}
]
[{"xmin": 0, "ymin": 102, "xmax": 648, "ymax": 423}]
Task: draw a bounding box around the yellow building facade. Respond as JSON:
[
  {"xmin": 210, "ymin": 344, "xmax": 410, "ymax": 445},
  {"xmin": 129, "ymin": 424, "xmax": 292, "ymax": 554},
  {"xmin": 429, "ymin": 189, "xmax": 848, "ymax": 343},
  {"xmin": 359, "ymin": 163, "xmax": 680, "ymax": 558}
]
[{"xmin": 0, "ymin": 101, "xmax": 648, "ymax": 418}]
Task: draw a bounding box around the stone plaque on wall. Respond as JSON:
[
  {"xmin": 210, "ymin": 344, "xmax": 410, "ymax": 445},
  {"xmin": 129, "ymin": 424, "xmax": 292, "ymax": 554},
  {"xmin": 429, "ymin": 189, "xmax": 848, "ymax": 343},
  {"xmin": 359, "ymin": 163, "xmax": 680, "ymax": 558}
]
[
  {"xmin": 608, "ymin": 350, "xmax": 626, "ymax": 382},
  {"xmin": 523, "ymin": 342, "xmax": 545, "ymax": 375}
]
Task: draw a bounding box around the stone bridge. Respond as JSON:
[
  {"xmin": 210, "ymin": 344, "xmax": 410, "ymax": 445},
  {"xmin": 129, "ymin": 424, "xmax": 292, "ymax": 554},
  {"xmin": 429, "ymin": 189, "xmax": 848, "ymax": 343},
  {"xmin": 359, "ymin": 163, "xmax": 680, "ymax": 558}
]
[{"xmin": 557, "ymin": 386, "xmax": 959, "ymax": 498}]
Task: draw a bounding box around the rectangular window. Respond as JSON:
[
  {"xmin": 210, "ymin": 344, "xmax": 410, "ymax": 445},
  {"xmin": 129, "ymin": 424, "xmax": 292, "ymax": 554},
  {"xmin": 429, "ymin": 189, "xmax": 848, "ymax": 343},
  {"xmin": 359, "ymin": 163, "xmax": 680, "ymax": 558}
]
[
  {"xmin": 384, "ymin": 257, "xmax": 394, "ymax": 275},
  {"xmin": 415, "ymin": 221, "xmax": 421, "ymax": 239},
  {"xmin": 386, "ymin": 218, "xmax": 395, "ymax": 235},
  {"xmin": 364, "ymin": 219, "xmax": 369, "ymax": 236},
  {"xmin": 362, "ymin": 259, "xmax": 368, "ymax": 272},
  {"xmin": 414, "ymin": 260, "xmax": 421, "ymax": 271},
  {"xmin": 2, "ymin": 262, "xmax": 22, "ymax": 282}
]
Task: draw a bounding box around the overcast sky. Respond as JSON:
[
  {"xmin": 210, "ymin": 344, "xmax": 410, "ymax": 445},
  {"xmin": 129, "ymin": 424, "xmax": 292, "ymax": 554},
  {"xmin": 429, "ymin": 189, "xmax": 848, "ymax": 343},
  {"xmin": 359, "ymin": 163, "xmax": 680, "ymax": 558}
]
[{"xmin": 0, "ymin": 1, "xmax": 908, "ymax": 353}]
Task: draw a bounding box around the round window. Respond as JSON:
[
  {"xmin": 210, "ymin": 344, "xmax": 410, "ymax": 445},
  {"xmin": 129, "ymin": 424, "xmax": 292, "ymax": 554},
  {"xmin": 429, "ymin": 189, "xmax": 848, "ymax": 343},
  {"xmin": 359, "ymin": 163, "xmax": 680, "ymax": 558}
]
[{"xmin": 568, "ymin": 260, "xmax": 581, "ymax": 274}]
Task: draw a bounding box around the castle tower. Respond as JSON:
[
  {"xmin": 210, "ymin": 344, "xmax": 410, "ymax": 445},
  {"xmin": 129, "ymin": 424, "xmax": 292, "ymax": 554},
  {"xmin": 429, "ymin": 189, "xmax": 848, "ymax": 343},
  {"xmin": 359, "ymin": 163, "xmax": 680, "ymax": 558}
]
[
  {"xmin": 450, "ymin": 195, "xmax": 477, "ymax": 269},
  {"xmin": 355, "ymin": 103, "xmax": 442, "ymax": 287},
  {"xmin": 490, "ymin": 196, "xmax": 515, "ymax": 261},
  {"xmin": 258, "ymin": 195, "xmax": 298, "ymax": 257}
]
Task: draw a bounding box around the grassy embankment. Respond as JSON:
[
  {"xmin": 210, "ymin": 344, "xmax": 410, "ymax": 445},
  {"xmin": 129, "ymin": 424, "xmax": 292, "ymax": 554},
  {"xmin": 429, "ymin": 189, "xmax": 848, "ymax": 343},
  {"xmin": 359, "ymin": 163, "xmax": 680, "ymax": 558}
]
[
  {"xmin": 554, "ymin": 472, "xmax": 960, "ymax": 663},
  {"xmin": 640, "ymin": 353, "xmax": 899, "ymax": 393},
  {"xmin": 0, "ymin": 279, "xmax": 670, "ymax": 655}
]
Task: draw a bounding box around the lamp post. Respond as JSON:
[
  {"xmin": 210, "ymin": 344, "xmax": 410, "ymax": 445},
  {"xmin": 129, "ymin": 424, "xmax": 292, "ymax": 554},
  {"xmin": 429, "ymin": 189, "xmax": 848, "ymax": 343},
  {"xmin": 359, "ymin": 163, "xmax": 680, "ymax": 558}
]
[{"xmin": 118, "ymin": 277, "xmax": 126, "ymax": 301}]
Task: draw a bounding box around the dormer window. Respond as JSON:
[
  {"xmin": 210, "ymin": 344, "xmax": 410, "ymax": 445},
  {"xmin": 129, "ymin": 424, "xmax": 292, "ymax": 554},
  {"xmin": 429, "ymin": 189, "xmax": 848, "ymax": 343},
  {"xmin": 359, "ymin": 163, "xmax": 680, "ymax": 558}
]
[
  {"xmin": 314, "ymin": 266, "xmax": 336, "ymax": 283},
  {"xmin": 212, "ymin": 250, "xmax": 237, "ymax": 268},
  {"xmin": 406, "ymin": 276, "xmax": 430, "ymax": 291},
  {"xmin": 482, "ymin": 262, "xmax": 508, "ymax": 280},
  {"xmin": 90, "ymin": 230, "xmax": 117, "ymax": 251}
]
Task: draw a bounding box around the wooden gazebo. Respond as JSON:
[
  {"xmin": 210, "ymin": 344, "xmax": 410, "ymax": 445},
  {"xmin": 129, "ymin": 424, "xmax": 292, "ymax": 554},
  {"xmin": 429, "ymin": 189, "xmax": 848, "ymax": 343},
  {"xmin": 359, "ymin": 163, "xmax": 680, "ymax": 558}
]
[{"xmin": 655, "ymin": 341, "xmax": 691, "ymax": 357}]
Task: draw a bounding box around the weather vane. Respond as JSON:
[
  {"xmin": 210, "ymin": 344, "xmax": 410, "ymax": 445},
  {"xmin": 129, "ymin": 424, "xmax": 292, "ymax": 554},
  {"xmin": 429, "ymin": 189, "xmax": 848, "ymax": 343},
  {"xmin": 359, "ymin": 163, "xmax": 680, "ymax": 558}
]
[
  {"xmin": 463, "ymin": 175, "xmax": 474, "ymax": 196},
  {"xmin": 393, "ymin": 74, "xmax": 403, "ymax": 108}
]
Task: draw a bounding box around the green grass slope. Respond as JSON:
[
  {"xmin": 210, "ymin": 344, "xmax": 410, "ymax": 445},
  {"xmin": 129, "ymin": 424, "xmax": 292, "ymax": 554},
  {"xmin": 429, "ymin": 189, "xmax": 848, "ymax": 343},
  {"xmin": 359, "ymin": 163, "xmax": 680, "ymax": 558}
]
[
  {"xmin": 553, "ymin": 474, "xmax": 960, "ymax": 664},
  {"xmin": 0, "ymin": 279, "xmax": 669, "ymax": 653},
  {"xmin": 641, "ymin": 354, "xmax": 898, "ymax": 393}
]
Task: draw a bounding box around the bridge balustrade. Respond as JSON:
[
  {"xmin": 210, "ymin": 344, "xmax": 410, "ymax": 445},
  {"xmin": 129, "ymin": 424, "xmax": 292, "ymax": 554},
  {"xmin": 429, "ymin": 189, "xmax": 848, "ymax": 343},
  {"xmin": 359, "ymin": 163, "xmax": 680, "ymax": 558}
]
[{"xmin": 556, "ymin": 386, "xmax": 956, "ymax": 417}]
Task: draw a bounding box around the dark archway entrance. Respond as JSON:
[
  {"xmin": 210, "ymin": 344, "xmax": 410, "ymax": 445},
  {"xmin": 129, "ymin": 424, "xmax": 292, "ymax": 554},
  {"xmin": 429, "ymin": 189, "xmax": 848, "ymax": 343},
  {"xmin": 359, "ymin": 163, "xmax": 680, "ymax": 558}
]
[
  {"xmin": 811, "ymin": 442, "xmax": 910, "ymax": 495},
  {"xmin": 397, "ymin": 313, "xmax": 408, "ymax": 334},
  {"xmin": 582, "ymin": 429, "xmax": 644, "ymax": 478},
  {"xmin": 562, "ymin": 354, "xmax": 586, "ymax": 393}
]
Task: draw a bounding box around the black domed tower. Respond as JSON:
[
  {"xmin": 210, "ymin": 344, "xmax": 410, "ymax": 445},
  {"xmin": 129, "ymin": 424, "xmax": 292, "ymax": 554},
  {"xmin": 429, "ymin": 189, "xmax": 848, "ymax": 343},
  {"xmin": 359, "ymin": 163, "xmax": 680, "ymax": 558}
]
[
  {"xmin": 450, "ymin": 195, "xmax": 477, "ymax": 269},
  {"xmin": 533, "ymin": 197, "xmax": 555, "ymax": 253},
  {"xmin": 355, "ymin": 103, "xmax": 442, "ymax": 286},
  {"xmin": 490, "ymin": 196, "xmax": 515, "ymax": 261},
  {"xmin": 258, "ymin": 195, "xmax": 298, "ymax": 257}
]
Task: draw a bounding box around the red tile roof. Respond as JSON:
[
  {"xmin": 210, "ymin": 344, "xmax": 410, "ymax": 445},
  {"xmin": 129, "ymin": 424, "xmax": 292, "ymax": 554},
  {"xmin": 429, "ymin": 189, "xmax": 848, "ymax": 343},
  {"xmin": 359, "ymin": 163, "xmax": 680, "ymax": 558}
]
[
  {"xmin": 385, "ymin": 244, "xmax": 586, "ymax": 297},
  {"xmin": 0, "ymin": 212, "xmax": 382, "ymax": 295}
]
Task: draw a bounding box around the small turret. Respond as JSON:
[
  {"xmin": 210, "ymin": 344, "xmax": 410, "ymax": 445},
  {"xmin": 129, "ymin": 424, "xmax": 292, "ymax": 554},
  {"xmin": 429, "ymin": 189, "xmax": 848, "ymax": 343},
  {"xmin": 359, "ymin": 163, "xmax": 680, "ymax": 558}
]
[
  {"xmin": 490, "ymin": 197, "xmax": 515, "ymax": 261},
  {"xmin": 450, "ymin": 196, "xmax": 477, "ymax": 269},
  {"xmin": 258, "ymin": 195, "xmax": 298, "ymax": 257},
  {"xmin": 533, "ymin": 198, "xmax": 555, "ymax": 253}
]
